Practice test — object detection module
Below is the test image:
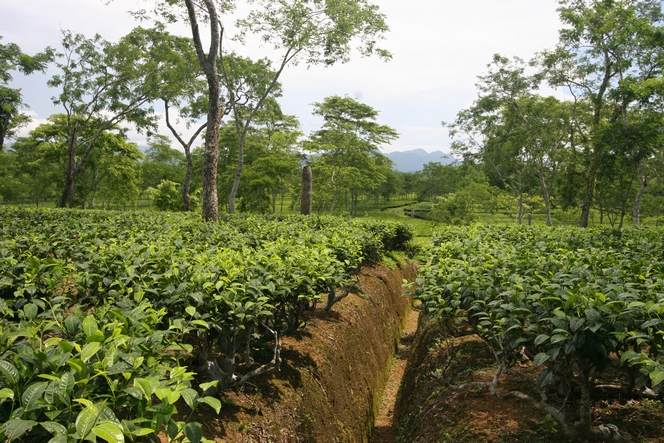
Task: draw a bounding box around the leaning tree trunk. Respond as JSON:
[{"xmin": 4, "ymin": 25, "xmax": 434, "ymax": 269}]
[
  {"xmin": 301, "ymin": 164, "xmax": 313, "ymax": 216},
  {"xmin": 228, "ymin": 134, "xmax": 244, "ymax": 214}
]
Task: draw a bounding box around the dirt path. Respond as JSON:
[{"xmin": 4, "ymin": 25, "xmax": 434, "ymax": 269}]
[{"xmin": 370, "ymin": 306, "xmax": 420, "ymax": 443}]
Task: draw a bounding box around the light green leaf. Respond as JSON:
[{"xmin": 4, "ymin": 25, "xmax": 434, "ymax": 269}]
[
  {"xmin": 650, "ymin": 370, "xmax": 664, "ymax": 387},
  {"xmin": 75, "ymin": 408, "xmax": 98, "ymax": 439},
  {"xmin": 0, "ymin": 388, "xmax": 14, "ymax": 401},
  {"xmin": 80, "ymin": 342, "xmax": 101, "ymax": 363},
  {"xmin": 92, "ymin": 422, "xmax": 125, "ymax": 443},
  {"xmin": 23, "ymin": 303, "xmax": 38, "ymax": 320},
  {"xmin": 197, "ymin": 396, "xmax": 222, "ymax": 414},
  {"xmin": 82, "ymin": 316, "xmax": 99, "ymax": 338},
  {"xmin": 180, "ymin": 388, "xmax": 198, "ymax": 410}
]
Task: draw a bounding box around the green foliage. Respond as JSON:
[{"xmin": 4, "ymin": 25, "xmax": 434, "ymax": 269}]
[
  {"xmin": 0, "ymin": 297, "xmax": 218, "ymax": 443},
  {"xmin": 428, "ymin": 193, "xmax": 475, "ymax": 226},
  {"xmin": 154, "ymin": 180, "xmax": 184, "ymax": 212}
]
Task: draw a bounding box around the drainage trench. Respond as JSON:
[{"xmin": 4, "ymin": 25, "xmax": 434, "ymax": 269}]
[{"xmin": 370, "ymin": 306, "xmax": 421, "ymax": 443}]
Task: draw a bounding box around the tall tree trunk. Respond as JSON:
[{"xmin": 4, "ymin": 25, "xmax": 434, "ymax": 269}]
[
  {"xmin": 517, "ymin": 188, "xmax": 524, "ymax": 225},
  {"xmin": 60, "ymin": 141, "xmax": 78, "ymax": 208},
  {"xmin": 228, "ymin": 134, "xmax": 244, "ymax": 214},
  {"xmin": 633, "ymin": 161, "xmax": 647, "ymax": 227},
  {"xmin": 184, "ymin": 0, "xmax": 223, "ymax": 222},
  {"xmin": 301, "ymin": 164, "xmax": 312, "ymax": 215}
]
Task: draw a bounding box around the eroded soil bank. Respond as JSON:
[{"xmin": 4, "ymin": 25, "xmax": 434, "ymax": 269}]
[{"xmin": 199, "ymin": 261, "xmax": 417, "ymax": 442}]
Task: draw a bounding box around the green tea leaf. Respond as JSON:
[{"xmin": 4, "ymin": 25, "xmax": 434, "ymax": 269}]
[
  {"xmin": 92, "ymin": 422, "xmax": 125, "ymax": 443},
  {"xmin": 82, "ymin": 316, "xmax": 99, "ymax": 338},
  {"xmin": 80, "ymin": 342, "xmax": 101, "ymax": 363},
  {"xmin": 0, "ymin": 388, "xmax": 14, "ymax": 401},
  {"xmin": 3, "ymin": 419, "xmax": 38, "ymax": 441},
  {"xmin": 650, "ymin": 370, "xmax": 664, "ymax": 387},
  {"xmin": 0, "ymin": 360, "xmax": 19, "ymax": 385},
  {"xmin": 183, "ymin": 422, "xmax": 203, "ymax": 443},
  {"xmin": 198, "ymin": 396, "xmax": 222, "ymax": 414},
  {"xmin": 75, "ymin": 408, "xmax": 98, "ymax": 439},
  {"xmin": 534, "ymin": 352, "xmax": 550, "ymax": 367},
  {"xmin": 40, "ymin": 421, "xmax": 67, "ymax": 436},
  {"xmin": 21, "ymin": 381, "xmax": 47, "ymax": 409}
]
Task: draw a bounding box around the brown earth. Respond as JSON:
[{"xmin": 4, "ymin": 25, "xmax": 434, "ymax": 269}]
[
  {"xmin": 191, "ymin": 261, "xmax": 418, "ymax": 443},
  {"xmin": 395, "ymin": 317, "xmax": 664, "ymax": 443}
]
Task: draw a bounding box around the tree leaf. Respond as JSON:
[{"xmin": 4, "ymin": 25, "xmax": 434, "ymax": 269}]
[
  {"xmin": 80, "ymin": 342, "xmax": 101, "ymax": 363},
  {"xmin": 180, "ymin": 388, "xmax": 198, "ymax": 411},
  {"xmin": 197, "ymin": 396, "xmax": 222, "ymax": 414},
  {"xmin": 82, "ymin": 316, "xmax": 99, "ymax": 338},
  {"xmin": 0, "ymin": 388, "xmax": 14, "ymax": 401},
  {"xmin": 534, "ymin": 334, "xmax": 549, "ymax": 346},
  {"xmin": 40, "ymin": 421, "xmax": 67, "ymax": 436},
  {"xmin": 569, "ymin": 316, "xmax": 585, "ymax": 332}
]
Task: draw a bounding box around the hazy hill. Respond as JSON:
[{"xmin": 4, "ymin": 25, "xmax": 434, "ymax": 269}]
[{"xmin": 385, "ymin": 149, "xmax": 455, "ymax": 172}]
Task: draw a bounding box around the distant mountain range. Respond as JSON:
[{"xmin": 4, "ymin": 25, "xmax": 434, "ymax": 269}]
[{"xmin": 385, "ymin": 149, "xmax": 455, "ymax": 172}]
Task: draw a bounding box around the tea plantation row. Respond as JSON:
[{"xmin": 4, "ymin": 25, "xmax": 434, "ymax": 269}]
[
  {"xmin": 0, "ymin": 207, "xmax": 412, "ymax": 443},
  {"xmin": 416, "ymin": 225, "xmax": 664, "ymax": 439}
]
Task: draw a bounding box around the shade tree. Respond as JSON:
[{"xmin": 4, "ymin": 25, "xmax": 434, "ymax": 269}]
[
  {"xmin": 0, "ymin": 37, "xmax": 54, "ymax": 152},
  {"xmin": 48, "ymin": 29, "xmax": 185, "ymax": 207},
  {"xmin": 306, "ymin": 95, "xmax": 398, "ymax": 215},
  {"xmin": 541, "ymin": 0, "xmax": 664, "ymax": 227}
]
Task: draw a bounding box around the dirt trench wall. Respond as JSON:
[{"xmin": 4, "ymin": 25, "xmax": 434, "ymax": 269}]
[{"xmin": 213, "ymin": 262, "xmax": 417, "ymax": 443}]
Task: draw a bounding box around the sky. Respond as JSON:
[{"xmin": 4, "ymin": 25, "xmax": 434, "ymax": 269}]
[{"xmin": 3, "ymin": 0, "xmax": 563, "ymax": 155}]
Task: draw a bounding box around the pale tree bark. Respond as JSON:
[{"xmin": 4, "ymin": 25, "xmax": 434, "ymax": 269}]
[{"xmin": 632, "ymin": 160, "xmax": 647, "ymax": 227}]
